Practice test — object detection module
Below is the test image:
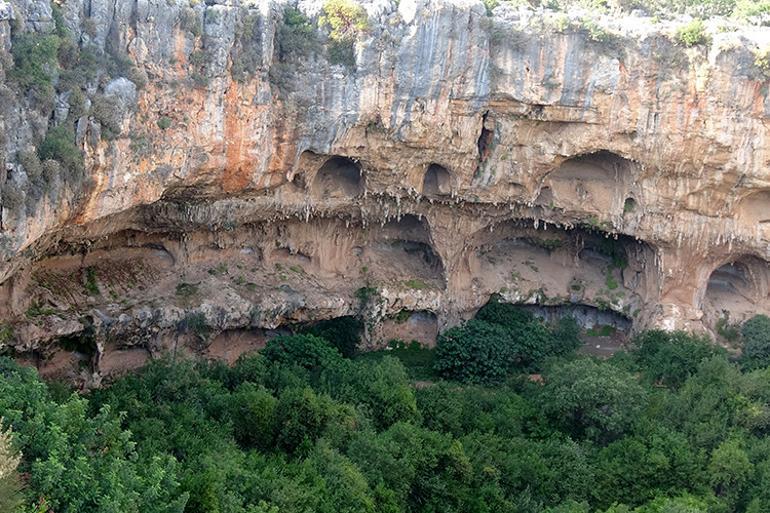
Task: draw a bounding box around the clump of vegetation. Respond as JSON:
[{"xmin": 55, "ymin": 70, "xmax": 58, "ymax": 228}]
[
  {"xmin": 0, "ymin": 419, "xmax": 23, "ymax": 513},
  {"xmin": 231, "ymin": 9, "xmax": 264, "ymax": 82},
  {"xmin": 180, "ymin": 311, "xmax": 211, "ymax": 342},
  {"xmin": 299, "ymin": 316, "xmax": 362, "ymax": 358},
  {"xmin": 275, "ymin": 7, "xmax": 320, "ymax": 62},
  {"xmin": 156, "ymin": 116, "xmax": 172, "ymax": 130},
  {"xmin": 37, "ymin": 125, "xmax": 84, "ymax": 184},
  {"xmin": 6, "ymin": 5, "xmax": 146, "ymax": 213},
  {"xmin": 320, "ymin": 0, "xmax": 369, "ymax": 68},
  {"xmin": 629, "ymin": 329, "xmax": 721, "ymax": 387},
  {"xmin": 403, "ymin": 279, "xmax": 429, "ymax": 290},
  {"xmin": 716, "ymin": 314, "xmax": 741, "ymax": 343},
  {"xmin": 0, "ymin": 325, "xmax": 13, "ymax": 346},
  {"xmin": 9, "ymin": 33, "xmax": 61, "ymax": 107},
  {"xmin": 676, "ymin": 18, "xmax": 709, "ymax": 47},
  {"xmin": 435, "ymin": 299, "xmax": 581, "ymax": 383},
  {"xmin": 83, "ymin": 267, "xmax": 99, "ymax": 296},
  {"xmin": 740, "ymin": 314, "xmax": 770, "ymax": 369},
  {"xmin": 175, "ymin": 282, "xmax": 199, "ymax": 300},
  {"xmin": 6, "ymin": 313, "xmax": 770, "ymax": 511}
]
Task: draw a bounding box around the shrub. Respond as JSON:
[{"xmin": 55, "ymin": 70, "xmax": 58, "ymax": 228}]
[
  {"xmin": 275, "ymin": 7, "xmax": 319, "ymax": 62},
  {"xmin": 741, "ymin": 314, "xmax": 770, "ymax": 370},
  {"xmin": 180, "ymin": 311, "xmax": 210, "ymax": 340},
  {"xmin": 10, "ymin": 33, "xmax": 61, "ymax": 106},
  {"xmin": 434, "ymin": 319, "xmax": 513, "ymax": 384},
  {"xmin": 228, "ymin": 383, "xmax": 277, "ymax": 450},
  {"xmin": 320, "ymin": 0, "xmax": 369, "ymax": 42},
  {"xmin": 179, "ymin": 7, "xmax": 203, "ymax": 37},
  {"xmin": 37, "ymin": 125, "xmax": 84, "ymax": 184},
  {"xmin": 632, "ymin": 330, "xmax": 720, "ymax": 387},
  {"xmin": 0, "ymin": 183, "xmax": 23, "ymax": 212},
  {"xmin": 91, "ymin": 95, "xmax": 123, "ymax": 140},
  {"xmin": 231, "ymin": 9, "xmax": 263, "ymax": 82},
  {"xmin": 0, "ymin": 419, "xmax": 22, "ymax": 513},
  {"xmin": 676, "ymin": 19, "xmax": 709, "ymax": 47},
  {"xmin": 474, "ymin": 299, "xmax": 575, "ymax": 368},
  {"xmin": 320, "ymin": 0, "xmax": 368, "ymax": 69},
  {"xmin": 301, "ymin": 316, "xmax": 362, "ymax": 358},
  {"xmin": 275, "ymin": 386, "xmax": 330, "ymax": 453},
  {"xmin": 538, "ymin": 358, "xmax": 647, "ymax": 442},
  {"xmin": 327, "ymin": 39, "xmax": 356, "ymax": 67},
  {"xmin": 157, "ymin": 116, "xmax": 172, "ymax": 130},
  {"xmin": 262, "ymin": 334, "xmax": 343, "ymax": 370}
]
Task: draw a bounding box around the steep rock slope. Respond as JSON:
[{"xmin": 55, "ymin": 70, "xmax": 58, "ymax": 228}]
[{"xmin": 0, "ymin": 0, "xmax": 769, "ymax": 382}]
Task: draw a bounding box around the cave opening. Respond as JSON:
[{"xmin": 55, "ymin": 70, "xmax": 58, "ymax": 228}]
[
  {"xmin": 703, "ymin": 256, "xmax": 770, "ymax": 323},
  {"xmin": 623, "ymin": 197, "xmax": 637, "ymax": 214},
  {"xmin": 422, "ymin": 164, "xmax": 452, "ymax": 197},
  {"xmin": 365, "ymin": 215, "xmax": 445, "ymax": 288},
  {"xmin": 310, "ymin": 156, "xmax": 363, "ymax": 198},
  {"xmin": 545, "ymin": 151, "xmax": 640, "ymax": 215},
  {"xmin": 378, "ymin": 310, "xmax": 439, "ymax": 348}
]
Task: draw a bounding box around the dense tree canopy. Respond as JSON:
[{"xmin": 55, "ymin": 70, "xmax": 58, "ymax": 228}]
[{"xmin": 2, "ymin": 309, "xmax": 770, "ymax": 512}]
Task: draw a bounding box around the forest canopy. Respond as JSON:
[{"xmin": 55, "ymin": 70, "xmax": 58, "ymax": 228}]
[{"xmin": 1, "ymin": 307, "xmax": 770, "ymax": 512}]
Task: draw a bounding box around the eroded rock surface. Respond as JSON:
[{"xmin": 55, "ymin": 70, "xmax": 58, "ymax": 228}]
[{"xmin": 1, "ymin": 0, "xmax": 769, "ymax": 383}]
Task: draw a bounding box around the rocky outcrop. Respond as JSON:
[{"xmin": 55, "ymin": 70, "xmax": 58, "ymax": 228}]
[{"xmin": 1, "ymin": 0, "xmax": 769, "ymax": 383}]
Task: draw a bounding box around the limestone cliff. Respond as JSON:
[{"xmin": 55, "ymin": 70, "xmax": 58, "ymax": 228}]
[{"xmin": 0, "ymin": 0, "xmax": 769, "ymax": 383}]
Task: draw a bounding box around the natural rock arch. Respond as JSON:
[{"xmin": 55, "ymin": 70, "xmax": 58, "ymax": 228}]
[
  {"xmin": 464, "ymin": 221, "xmax": 647, "ymax": 309},
  {"xmin": 364, "ymin": 215, "xmax": 445, "ymax": 288},
  {"xmin": 310, "ymin": 156, "xmax": 363, "ymax": 198},
  {"xmin": 702, "ymin": 256, "xmax": 770, "ymax": 323},
  {"xmin": 544, "ymin": 151, "xmax": 640, "ymax": 216},
  {"xmin": 422, "ymin": 164, "xmax": 452, "ymax": 197}
]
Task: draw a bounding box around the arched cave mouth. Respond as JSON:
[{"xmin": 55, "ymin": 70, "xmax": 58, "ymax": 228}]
[
  {"xmin": 422, "ymin": 164, "xmax": 452, "ymax": 197},
  {"xmin": 518, "ymin": 304, "xmax": 632, "ymax": 333},
  {"xmin": 364, "ymin": 215, "xmax": 445, "ymax": 289},
  {"xmin": 735, "ymin": 191, "xmax": 770, "ymax": 225},
  {"xmin": 545, "ymin": 151, "xmax": 640, "ymax": 216},
  {"xmin": 703, "ymin": 256, "xmax": 770, "ymax": 323},
  {"xmin": 310, "ymin": 156, "xmax": 363, "ymax": 199},
  {"xmin": 378, "ymin": 310, "xmax": 439, "ymax": 348},
  {"xmin": 468, "ymin": 222, "xmax": 649, "ymax": 315}
]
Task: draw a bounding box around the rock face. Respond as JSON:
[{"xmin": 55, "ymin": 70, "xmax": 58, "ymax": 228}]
[{"xmin": 0, "ymin": 0, "xmax": 769, "ymax": 383}]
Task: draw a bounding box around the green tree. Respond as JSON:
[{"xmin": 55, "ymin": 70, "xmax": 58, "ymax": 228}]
[
  {"xmin": 275, "ymin": 387, "xmax": 330, "ymax": 453},
  {"xmin": 229, "ymin": 383, "xmax": 277, "ymax": 450},
  {"xmin": 434, "ymin": 320, "xmax": 513, "ymax": 384},
  {"xmin": 741, "ymin": 314, "xmax": 770, "ymax": 370},
  {"xmin": 262, "ymin": 334, "xmax": 343, "ymax": 370},
  {"xmin": 0, "ymin": 419, "xmax": 22, "ymax": 513},
  {"xmin": 708, "ymin": 438, "xmax": 752, "ymax": 508},
  {"xmin": 632, "ymin": 330, "xmax": 719, "ymax": 388},
  {"xmin": 537, "ymin": 358, "xmax": 647, "ymax": 442}
]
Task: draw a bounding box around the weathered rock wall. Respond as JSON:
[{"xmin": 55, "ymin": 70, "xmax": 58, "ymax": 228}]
[{"xmin": 1, "ymin": 0, "xmax": 770, "ymax": 382}]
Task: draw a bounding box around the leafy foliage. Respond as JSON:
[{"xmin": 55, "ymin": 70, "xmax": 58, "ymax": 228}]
[
  {"xmin": 675, "ymin": 19, "xmax": 709, "ymax": 46},
  {"xmin": 320, "ymin": 0, "xmax": 369, "ymax": 68},
  {"xmin": 5, "ymin": 317, "xmax": 770, "ymax": 512},
  {"xmin": 435, "ymin": 300, "xmax": 582, "ymax": 383},
  {"xmin": 631, "ymin": 330, "xmax": 721, "ymax": 387},
  {"xmin": 741, "ymin": 314, "xmax": 770, "ymax": 370}
]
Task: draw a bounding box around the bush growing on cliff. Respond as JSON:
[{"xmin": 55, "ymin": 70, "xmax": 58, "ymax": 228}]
[
  {"xmin": 320, "ymin": 0, "xmax": 369, "ymax": 68},
  {"xmin": 300, "ymin": 316, "xmax": 362, "ymax": 358},
  {"xmin": 37, "ymin": 125, "xmax": 84, "ymax": 185},
  {"xmin": 276, "ymin": 7, "xmax": 320, "ymax": 62},
  {"xmin": 675, "ymin": 18, "xmax": 709, "ymax": 46},
  {"xmin": 231, "ymin": 9, "xmax": 264, "ymax": 82},
  {"xmin": 9, "ymin": 33, "xmax": 61, "ymax": 107}
]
